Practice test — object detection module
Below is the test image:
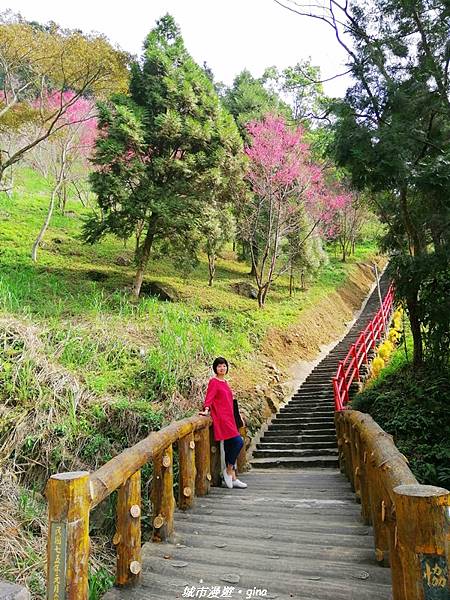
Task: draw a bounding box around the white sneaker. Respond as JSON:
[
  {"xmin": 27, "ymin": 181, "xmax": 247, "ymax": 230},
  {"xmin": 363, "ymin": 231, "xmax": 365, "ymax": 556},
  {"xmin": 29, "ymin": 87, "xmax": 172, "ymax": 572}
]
[
  {"xmin": 223, "ymin": 468, "xmax": 233, "ymax": 489},
  {"xmin": 232, "ymin": 479, "xmax": 247, "ymax": 489}
]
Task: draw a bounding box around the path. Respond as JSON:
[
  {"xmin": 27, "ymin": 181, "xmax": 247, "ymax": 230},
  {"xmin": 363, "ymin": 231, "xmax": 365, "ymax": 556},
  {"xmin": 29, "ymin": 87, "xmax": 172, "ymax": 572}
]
[{"xmin": 104, "ymin": 272, "xmax": 392, "ymax": 600}]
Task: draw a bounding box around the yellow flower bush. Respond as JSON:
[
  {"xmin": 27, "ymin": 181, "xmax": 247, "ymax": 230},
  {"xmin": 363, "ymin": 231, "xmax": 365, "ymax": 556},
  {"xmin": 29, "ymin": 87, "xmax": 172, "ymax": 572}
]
[{"xmin": 369, "ymin": 305, "xmax": 404, "ymax": 379}]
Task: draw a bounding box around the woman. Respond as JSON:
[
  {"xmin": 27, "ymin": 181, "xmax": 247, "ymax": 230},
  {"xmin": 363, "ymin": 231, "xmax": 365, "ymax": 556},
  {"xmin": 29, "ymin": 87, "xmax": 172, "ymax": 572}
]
[{"xmin": 199, "ymin": 357, "xmax": 247, "ymax": 489}]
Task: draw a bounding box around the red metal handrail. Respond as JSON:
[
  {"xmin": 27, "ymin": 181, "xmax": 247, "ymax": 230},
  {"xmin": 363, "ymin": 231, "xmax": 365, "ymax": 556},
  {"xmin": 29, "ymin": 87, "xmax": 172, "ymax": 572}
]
[{"xmin": 333, "ymin": 283, "xmax": 395, "ymax": 411}]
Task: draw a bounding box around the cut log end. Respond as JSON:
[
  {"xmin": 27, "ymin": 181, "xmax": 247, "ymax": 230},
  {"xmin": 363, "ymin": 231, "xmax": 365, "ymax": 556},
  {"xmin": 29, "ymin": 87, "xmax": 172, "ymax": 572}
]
[
  {"xmin": 129, "ymin": 561, "xmax": 141, "ymax": 575},
  {"xmin": 394, "ymin": 484, "xmax": 449, "ymax": 498}
]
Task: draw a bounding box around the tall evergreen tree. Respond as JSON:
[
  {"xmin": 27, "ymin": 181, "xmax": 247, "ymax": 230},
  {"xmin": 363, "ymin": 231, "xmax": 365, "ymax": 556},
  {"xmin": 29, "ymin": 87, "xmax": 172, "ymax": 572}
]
[
  {"xmin": 84, "ymin": 15, "xmax": 243, "ymax": 297},
  {"xmin": 222, "ymin": 69, "xmax": 291, "ymax": 139}
]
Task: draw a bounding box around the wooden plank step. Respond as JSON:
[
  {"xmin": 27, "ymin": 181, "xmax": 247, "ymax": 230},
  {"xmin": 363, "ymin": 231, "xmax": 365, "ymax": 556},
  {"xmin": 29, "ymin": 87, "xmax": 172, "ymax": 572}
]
[{"xmin": 103, "ymin": 469, "xmax": 392, "ymax": 600}]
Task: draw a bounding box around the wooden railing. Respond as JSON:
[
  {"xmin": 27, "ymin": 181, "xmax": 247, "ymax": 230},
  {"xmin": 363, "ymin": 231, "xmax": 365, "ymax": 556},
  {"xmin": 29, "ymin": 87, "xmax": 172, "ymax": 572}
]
[
  {"xmin": 45, "ymin": 415, "xmax": 247, "ymax": 598},
  {"xmin": 333, "ymin": 283, "xmax": 395, "ymax": 411},
  {"xmin": 335, "ymin": 410, "xmax": 450, "ymax": 600}
]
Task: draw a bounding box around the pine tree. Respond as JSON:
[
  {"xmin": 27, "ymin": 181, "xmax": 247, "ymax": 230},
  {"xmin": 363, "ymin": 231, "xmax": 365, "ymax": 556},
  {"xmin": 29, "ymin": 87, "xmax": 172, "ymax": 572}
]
[{"xmin": 85, "ymin": 15, "xmax": 243, "ymax": 297}]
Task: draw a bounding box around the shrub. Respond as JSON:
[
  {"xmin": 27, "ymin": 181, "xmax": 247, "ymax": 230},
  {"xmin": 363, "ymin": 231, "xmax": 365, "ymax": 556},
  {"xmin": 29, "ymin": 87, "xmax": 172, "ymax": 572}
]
[{"xmin": 353, "ymin": 362, "xmax": 450, "ymax": 488}]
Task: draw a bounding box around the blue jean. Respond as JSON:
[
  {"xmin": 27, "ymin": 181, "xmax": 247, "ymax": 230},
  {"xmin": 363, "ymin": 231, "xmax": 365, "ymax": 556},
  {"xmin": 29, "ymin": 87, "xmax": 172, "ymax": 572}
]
[{"xmin": 223, "ymin": 435, "xmax": 244, "ymax": 467}]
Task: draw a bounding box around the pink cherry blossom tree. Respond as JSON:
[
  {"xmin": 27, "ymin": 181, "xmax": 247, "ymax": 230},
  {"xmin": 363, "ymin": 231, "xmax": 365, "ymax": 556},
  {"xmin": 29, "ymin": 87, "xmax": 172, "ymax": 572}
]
[
  {"xmin": 242, "ymin": 114, "xmax": 349, "ymax": 307},
  {"xmin": 27, "ymin": 91, "xmax": 97, "ymax": 261}
]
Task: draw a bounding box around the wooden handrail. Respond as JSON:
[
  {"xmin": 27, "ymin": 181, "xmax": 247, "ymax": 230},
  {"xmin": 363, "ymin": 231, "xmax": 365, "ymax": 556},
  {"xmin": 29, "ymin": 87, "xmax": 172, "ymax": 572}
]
[
  {"xmin": 45, "ymin": 413, "xmax": 246, "ymax": 598},
  {"xmin": 335, "ymin": 410, "xmax": 450, "ymax": 600},
  {"xmin": 89, "ymin": 415, "xmax": 211, "ymax": 508},
  {"xmin": 334, "ymin": 283, "xmax": 395, "ymax": 411}
]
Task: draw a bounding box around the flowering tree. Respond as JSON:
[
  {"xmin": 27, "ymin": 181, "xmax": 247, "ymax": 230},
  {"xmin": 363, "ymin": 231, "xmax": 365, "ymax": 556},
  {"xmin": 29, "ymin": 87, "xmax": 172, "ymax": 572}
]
[
  {"xmin": 242, "ymin": 114, "xmax": 348, "ymax": 307},
  {"xmin": 0, "ymin": 12, "xmax": 127, "ymax": 186},
  {"xmin": 27, "ymin": 91, "xmax": 97, "ymax": 261}
]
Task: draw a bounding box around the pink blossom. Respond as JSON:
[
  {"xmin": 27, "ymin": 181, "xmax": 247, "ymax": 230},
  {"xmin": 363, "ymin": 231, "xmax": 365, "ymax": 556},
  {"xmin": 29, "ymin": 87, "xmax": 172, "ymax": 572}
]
[
  {"xmin": 245, "ymin": 114, "xmax": 351, "ymax": 233},
  {"xmin": 32, "ymin": 90, "xmax": 98, "ymax": 158}
]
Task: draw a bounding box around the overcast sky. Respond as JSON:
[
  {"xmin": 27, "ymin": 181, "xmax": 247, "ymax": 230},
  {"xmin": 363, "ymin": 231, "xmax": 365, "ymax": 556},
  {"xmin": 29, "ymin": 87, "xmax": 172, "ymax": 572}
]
[{"xmin": 4, "ymin": 0, "xmax": 352, "ymax": 97}]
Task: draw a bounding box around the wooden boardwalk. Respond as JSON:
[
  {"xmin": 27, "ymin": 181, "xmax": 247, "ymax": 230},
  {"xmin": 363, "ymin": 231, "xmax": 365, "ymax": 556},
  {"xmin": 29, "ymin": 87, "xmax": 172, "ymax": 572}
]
[
  {"xmin": 104, "ymin": 469, "xmax": 392, "ymax": 600},
  {"xmin": 103, "ymin": 273, "xmax": 394, "ymax": 600}
]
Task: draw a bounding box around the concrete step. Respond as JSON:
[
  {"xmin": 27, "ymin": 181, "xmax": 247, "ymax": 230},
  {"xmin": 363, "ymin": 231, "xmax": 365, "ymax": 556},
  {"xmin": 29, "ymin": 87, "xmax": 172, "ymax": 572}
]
[
  {"xmin": 268, "ymin": 423, "xmax": 335, "ymax": 434},
  {"xmin": 282, "ymin": 400, "xmax": 334, "ymax": 409},
  {"xmin": 256, "ymin": 440, "xmax": 337, "ymax": 450},
  {"xmin": 253, "ymin": 448, "xmax": 338, "ymax": 458},
  {"xmin": 284, "ymin": 399, "xmax": 334, "ymax": 407},
  {"xmin": 274, "ymin": 412, "xmax": 334, "ymax": 420},
  {"xmin": 287, "ymin": 398, "xmax": 334, "ymax": 406},
  {"xmin": 263, "ymin": 427, "xmax": 336, "ymax": 439},
  {"xmin": 260, "ymin": 434, "xmax": 337, "ymax": 446},
  {"xmin": 270, "ymin": 416, "xmax": 335, "ymax": 425},
  {"xmin": 291, "ymin": 393, "xmax": 334, "ymax": 400},
  {"xmin": 251, "ymin": 455, "xmax": 339, "ymax": 468},
  {"xmin": 296, "ymin": 421, "xmax": 335, "ymax": 429}
]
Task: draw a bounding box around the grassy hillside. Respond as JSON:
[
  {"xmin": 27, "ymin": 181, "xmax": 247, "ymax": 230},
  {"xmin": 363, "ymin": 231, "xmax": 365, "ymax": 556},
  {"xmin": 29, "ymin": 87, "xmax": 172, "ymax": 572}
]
[
  {"xmin": 1, "ymin": 168, "xmax": 378, "ymax": 411},
  {"xmin": 0, "ymin": 168, "xmax": 380, "ymax": 595}
]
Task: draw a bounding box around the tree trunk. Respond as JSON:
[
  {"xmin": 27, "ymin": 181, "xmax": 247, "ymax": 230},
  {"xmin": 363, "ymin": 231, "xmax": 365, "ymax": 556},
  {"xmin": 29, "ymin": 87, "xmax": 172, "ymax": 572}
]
[
  {"xmin": 32, "ymin": 144, "xmax": 70, "ymax": 262},
  {"xmin": 257, "ymin": 283, "xmax": 269, "ymax": 308},
  {"xmin": 257, "ymin": 287, "xmax": 264, "ymax": 309},
  {"xmin": 249, "ymin": 241, "xmax": 258, "ymax": 276},
  {"xmin": 289, "ymin": 262, "xmax": 294, "ymax": 297},
  {"xmin": 60, "ymin": 181, "xmax": 68, "ymax": 213},
  {"xmin": 208, "ymin": 252, "xmax": 215, "ymax": 287},
  {"xmin": 341, "ymin": 240, "xmax": 347, "ymax": 262},
  {"xmin": 0, "ymin": 166, "xmax": 14, "ymax": 198},
  {"xmin": 135, "ymin": 233, "xmax": 141, "ymax": 260},
  {"xmin": 407, "ymin": 290, "xmax": 423, "ymax": 369},
  {"xmin": 32, "ymin": 187, "xmax": 57, "ymax": 262},
  {"xmin": 132, "ymin": 215, "xmax": 158, "ymax": 298}
]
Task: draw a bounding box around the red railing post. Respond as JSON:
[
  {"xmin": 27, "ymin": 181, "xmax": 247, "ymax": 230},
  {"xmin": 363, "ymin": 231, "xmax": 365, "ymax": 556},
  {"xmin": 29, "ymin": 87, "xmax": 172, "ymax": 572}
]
[
  {"xmin": 376, "ymin": 313, "xmax": 383, "ymax": 340},
  {"xmin": 333, "ymin": 283, "xmax": 395, "ymax": 414},
  {"xmin": 369, "ymin": 321, "xmax": 375, "ymax": 349},
  {"xmin": 351, "ymin": 344, "xmax": 360, "ymax": 380},
  {"xmin": 343, "ymin": 366, "xmax": 350, "ymax": 406},
  {"xmin": 362, "ymin": 331, "xmax": 368, "ymax": 364},
  {"xmin": 333, "ymin": 377, "xmax": 341, "ymax": 412}
]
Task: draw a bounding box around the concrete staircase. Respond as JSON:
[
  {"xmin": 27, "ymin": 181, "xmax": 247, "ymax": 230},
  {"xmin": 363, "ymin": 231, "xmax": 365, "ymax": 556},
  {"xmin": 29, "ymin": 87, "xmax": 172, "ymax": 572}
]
[{"xmin": 251, "ymin": 273, "xmax": 389, "ymax": 469}]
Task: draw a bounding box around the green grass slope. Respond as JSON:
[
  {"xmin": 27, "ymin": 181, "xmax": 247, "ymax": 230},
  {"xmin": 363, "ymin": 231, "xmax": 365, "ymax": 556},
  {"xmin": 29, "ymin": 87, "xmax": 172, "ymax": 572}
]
[
  {"xmin": 0, "ymin": 168, "xmax": 379, "ymax": 595},
  {"xmin": 1, "ymin": 167, "xmax": 377, "ymax": 415}
]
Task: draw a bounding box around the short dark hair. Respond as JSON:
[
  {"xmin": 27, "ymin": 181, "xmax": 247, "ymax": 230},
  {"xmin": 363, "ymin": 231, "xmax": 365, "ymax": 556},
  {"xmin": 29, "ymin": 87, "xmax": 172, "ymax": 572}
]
[{"xmin": 212, "ymin": 356, "xmax": 229, "ymax": 374}]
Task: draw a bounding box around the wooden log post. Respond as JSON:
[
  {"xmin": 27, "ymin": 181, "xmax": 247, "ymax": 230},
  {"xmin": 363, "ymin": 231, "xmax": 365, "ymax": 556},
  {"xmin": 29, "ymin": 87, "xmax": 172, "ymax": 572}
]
[
  {"xmin": 335, "ymin": 412, "xmax": 346, "ymax": 474},
  {"xmin": 151, "ymin": 445, "xmax": 175, "ymax": 542},
  {"xmin": 236, "ymin": 426, "xmax": 248, "ymax": 473},
  {"xmin": 347, "ymin": 412, "xmax": 372, "ymax": 525},
  {"xmin": 357, "ymin": 435, "xmax": 372, "ymax": 526},
  {"xmin": 367, "ymin": 450, "xmax": 391, "ymax": 566},
  {"xmin": 209, "ymin": 425, "xmax": 221, "ymax": 486},
  {"xmin": 46, "ymin": 471, "xmax": 90, "ymax": 600},
  {"xmin": 349, "ymin": 422, "xmax": 361, "ymax": 500},
  {"xmin": 343, "ymin": 418, "xmax": 355, "ymax": 489},
  {"xmin": 194, "ymin": 427, "xmax": 211, "ymax": 496},
  {"xmin": 178, "ymin": 432, "xmax": 196, "ymax": 511},
  {"xmin": 381, "ymin": 455, "xmax": 418, "ymax": 599},
  {"xmin": 393, "ymin": 484, "xmax": 450, "ymax": 600},
  {"xmin": 115, "ymin": 470, "xmax": 142, "ymax": 586}
]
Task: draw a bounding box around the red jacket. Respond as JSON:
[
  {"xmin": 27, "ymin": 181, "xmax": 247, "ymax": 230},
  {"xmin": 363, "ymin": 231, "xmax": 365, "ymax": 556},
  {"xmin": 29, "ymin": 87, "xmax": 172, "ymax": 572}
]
[{"xmin": 204, "ymin": 377, "xmax": 240, "ymax": 441}]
